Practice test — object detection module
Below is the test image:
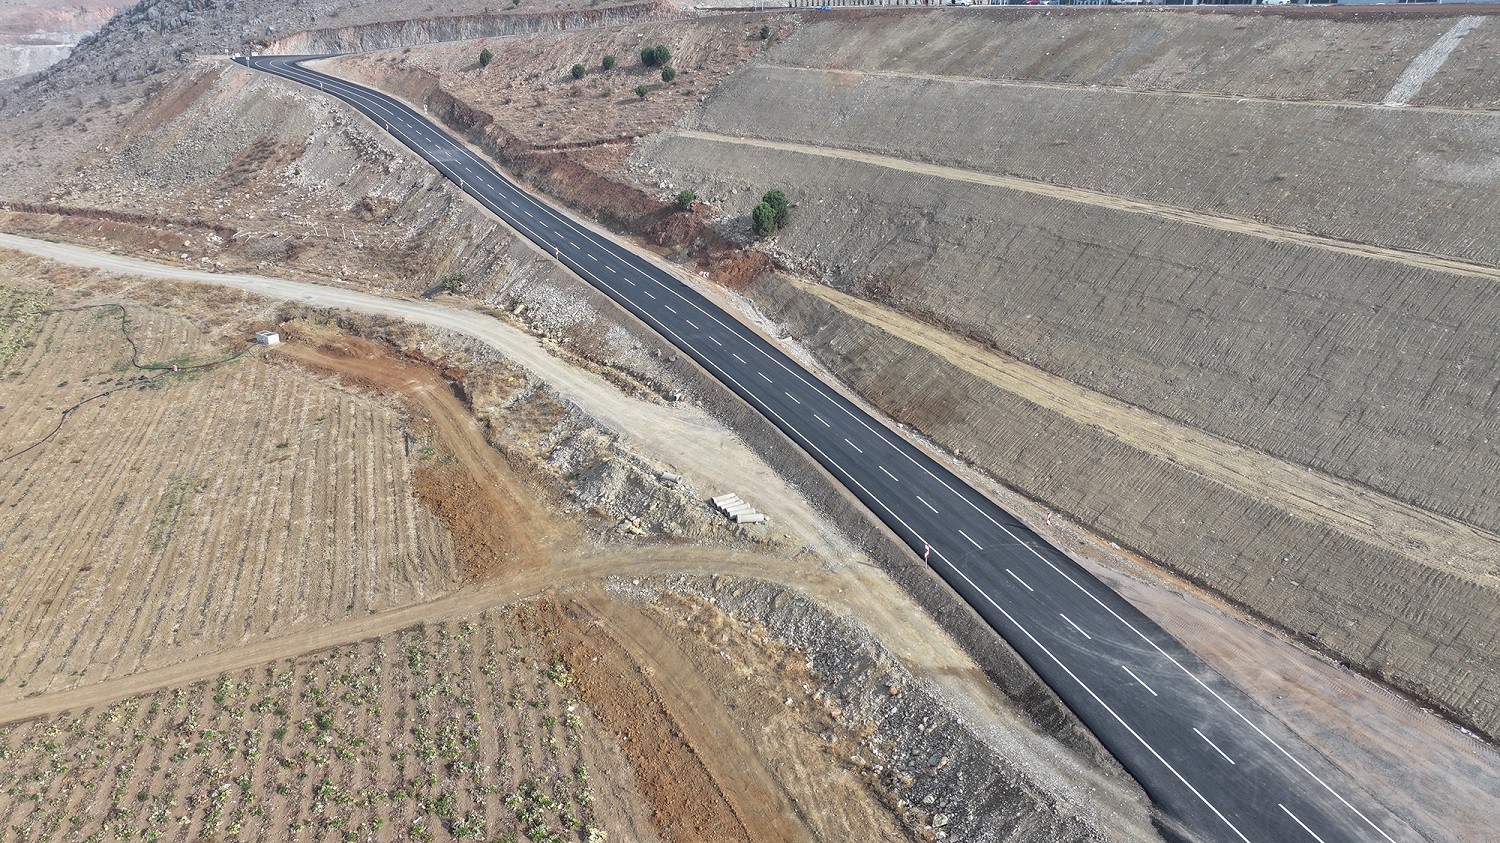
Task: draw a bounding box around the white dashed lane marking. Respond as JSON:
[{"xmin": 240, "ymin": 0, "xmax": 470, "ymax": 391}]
[
  {"xmin": 1061, "ymin": 613, "xmax": 1092, "ymax": 640},
  {"xmin": 1195, "ymin": 729, "xmax": 1236, "ymax": 765},
  {"xmin": 1279, "ymin": 806, "xmax": 1327, "ymax": 843},
  {"xmin": 1123, "ymin": 665, "xmax": 1158, "ymax": 697},
  {"xmin": 1006, "ymin": 568, "xmax": 1034, "ymax": 592}
]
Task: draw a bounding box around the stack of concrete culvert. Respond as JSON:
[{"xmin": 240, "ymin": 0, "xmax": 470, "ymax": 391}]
[{"xmin": 711, "ymin": 493, "xmax": 765, "ymax": 524}]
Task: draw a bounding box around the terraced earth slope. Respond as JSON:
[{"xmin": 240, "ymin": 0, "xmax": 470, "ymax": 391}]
[{"xmin": 629, "ymin": 6, "xmax": 1500, "ymax": 739}]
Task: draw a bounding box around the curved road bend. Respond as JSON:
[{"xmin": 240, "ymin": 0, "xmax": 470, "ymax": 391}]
[{"xmin": 234, "ymin": 55, "xmax": 1414, "ymax": 843}]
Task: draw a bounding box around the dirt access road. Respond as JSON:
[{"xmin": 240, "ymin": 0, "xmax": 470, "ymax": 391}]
[
  {"xmin": 5, "ymin": 232, "xmax": 1500, "ymax": 842},
  {"xmin": 672, "ymin": 129, "xmax": 1500, "ymax": 284}
]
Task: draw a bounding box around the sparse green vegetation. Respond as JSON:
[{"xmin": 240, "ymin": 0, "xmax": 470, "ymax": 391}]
[
  {"xmin": 601, "ymin": 54, "xmax": 615, "ymax": 71},
  {"xmin": 660, "ymin": 66, "xmax": 676, "ymax": 83},
  {"xmin": 760, "ymin": 24, "xmax": 771, "ymax": 40},
  {"xmin": 0, "ymin": 609, "xmax": 603, "ymax": 842},
  {"xmin": 146, "ymin": 475, "xmax": 205, "ymax": 553},
  {"xmin": 752, "ymin": 202, "xmax": 777, "ymax": 237},
  {"xmin": 440, "ymin": 271, "xmax": 468, "ymax": 294},
  {"xmin": 762, "ymin": 189, "xmax": 790, "ymax": 228},
  {"xmin": 634, "ymin": 84, "xmax": 649, "ymax": 100},
  {"xmin": 479, "ymin": 48, "xmax": 494, "ymax": 68},
  {"xmin": 571, "ymin": 63, "xmax": 586, "ymax": 80},
  {"xmin": 676, "ymin": 190, "xmax": 695, "ymax": 211},
  {"xmin": 0, "ymin": 285, "xmax": 49, "ymax": 372},
  {"xmin": 753, "ymin": 189, "xmax": 791, "ymax": 237},
  {"xmin": 639, "ymin": 45, "xmax": 671, "ymax": 68}
]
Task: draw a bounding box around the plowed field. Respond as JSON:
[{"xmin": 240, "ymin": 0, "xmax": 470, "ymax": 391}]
[{"xmin": 0, "ymin": 288, "xmax": 461, "ymax": 704}]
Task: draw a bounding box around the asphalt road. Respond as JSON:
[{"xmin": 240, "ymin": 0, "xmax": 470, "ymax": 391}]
[{"xmin": 234, "ymin": 54, "xmax": 1413, "ymax": 843}]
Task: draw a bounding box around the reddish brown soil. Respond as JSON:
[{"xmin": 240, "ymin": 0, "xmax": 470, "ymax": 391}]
[{"xmin": 277, "ymin": 331, "xmax": 575, "ymax": 582}]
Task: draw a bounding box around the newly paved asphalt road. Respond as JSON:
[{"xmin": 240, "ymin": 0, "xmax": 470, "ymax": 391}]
[{"xmin": 237, "ymin": 54, "xmax": 1413, "ymax": 843}]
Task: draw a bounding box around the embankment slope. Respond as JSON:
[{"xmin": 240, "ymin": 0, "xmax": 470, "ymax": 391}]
[{"xmin": 631, "ymin": 7, "xmax": 1500, "ymax": 737}]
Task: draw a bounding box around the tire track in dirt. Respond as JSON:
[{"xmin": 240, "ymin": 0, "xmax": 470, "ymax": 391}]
[
  {"xmin": 561, "ymin": 593, "xmax": 817, "ymax": 843},
  {"xmin": 673, "ymin": 129, "xmax": 1500, "ymax": 282}
]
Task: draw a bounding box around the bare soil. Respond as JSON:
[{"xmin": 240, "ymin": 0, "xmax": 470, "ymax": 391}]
[
  {"xmin": 5, "ymin": 6, "xmax": 1498, "ymax": 840},
  {"xmin": 0, "ymin": 247, "xmax": 1163, "ymax": 841}
]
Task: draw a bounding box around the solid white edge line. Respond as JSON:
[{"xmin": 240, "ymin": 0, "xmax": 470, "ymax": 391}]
[
  {"xmin": 250, "ymin": 60, "xmax": 1302, "ymax": 843},
  {"xmin": 927, "ymin": 552, "xmax": 1250, "ymax": 843}
]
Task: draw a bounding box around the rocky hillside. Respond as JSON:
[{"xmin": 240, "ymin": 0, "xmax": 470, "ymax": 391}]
[
  {"xmin": 0, "ymin": 0, "xmax": 120, "ymax": 80},
  {"xmin": 630, "ymin": 6, "xmax": 1500, "ymax": 738}
]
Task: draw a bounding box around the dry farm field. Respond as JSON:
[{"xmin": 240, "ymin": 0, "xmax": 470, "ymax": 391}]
[
  {"xmin": 0, "ymin": 279, "xmax": 462, "ymax": 705},
  {"xmin": 0, "ymin": 608, "xmax": 636, "ymax": 843}
]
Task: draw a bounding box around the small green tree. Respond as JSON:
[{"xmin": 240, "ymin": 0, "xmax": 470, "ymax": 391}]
[
  {"xmin": 602, "ymin": 54, "xmax": 616, "ymax": 71},
  {"xmin": 660, "ymin": 66, "xmax": 676, "ymax": 83},
  {"xmin": 759, "ymin": 25, "xmax": 771, "ymax": 40},
  {"xmin": 478, "ymin": 48, "xmax": 493, "ymax": 68},
  {"xmin": 571, "ymin": 63, "xmax": 586, "ymax": 80},
  {"xmin": 762, "ymin": 189, "xmax": 790, "ymax": 228},
  {"xmin": 640, "ymin": 45, "xmax": 671, "ymax": 67},
  {"xmin": 676, "ymin": 190, "xmax": 695, "ymax": 211},
  {"xmin": 751, "ymin": 202, "xmax": 777, "ymax": 237},
  {"xmin": 635, "ymin": 84, "xmax": 649, "ymax": 99},
  {"xmin": 440, "ymin": 272, "xmax": 468, "ymax": 294}
]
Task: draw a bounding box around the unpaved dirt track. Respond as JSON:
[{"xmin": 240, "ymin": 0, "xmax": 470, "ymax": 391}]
[
  {"xmin": 672, "ymin": 129, "xmax": 1500, "ymax": 283},
  {"xmin": 7, "ymin": 233, "xmax": 1500, "ymax": 843},
  {"xmin": 0, "ymin": 232, "xmax": 846, "ymax": 562}
]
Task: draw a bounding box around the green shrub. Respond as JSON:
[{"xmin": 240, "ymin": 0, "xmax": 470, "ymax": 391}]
[
  {"xmin": 751, "ymin": 202, "xmax": 777, "ymax": 237},
  {"xmin": 676, "ymin": 190, "xmax": 695, "ymax": 211},
  {"xmin": 640, "ymin": 45, "xmax": 671, "ymax": 67},
  {"xmin": 660, "ymin": 66, "xmax": 676, "ymax": 83},
  {"xmin": 759, "ymin": 24, "xmax": 771, "ymax": 40},
  {"xmin": 602, "ymin": 54, "xmax": 616, "ymax": 71},
  {"xmin": 570, "ymin": 63, "xmax": 586, "ymax": 80},
  {"xmin": 635, "ymin": 84, "xmax": 649, "ymax": 99},
  {"xmin": 762, "ymin": 189, "xmax": 790, "ymax": 228},
  {"xmin": 478, "ymin": 48, "xmax": 493, "ymax": 68}
]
